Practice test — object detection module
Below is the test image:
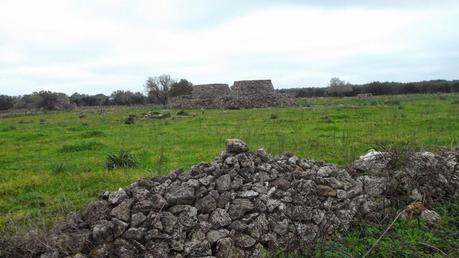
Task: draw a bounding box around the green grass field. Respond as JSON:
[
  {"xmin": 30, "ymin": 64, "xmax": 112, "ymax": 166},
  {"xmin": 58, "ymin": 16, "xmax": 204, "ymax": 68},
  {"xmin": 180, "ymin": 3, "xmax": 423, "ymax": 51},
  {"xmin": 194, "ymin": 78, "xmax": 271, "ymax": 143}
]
[{"xmin": 1, "ymin": 93, "xmax": 458, "ymax": 256}]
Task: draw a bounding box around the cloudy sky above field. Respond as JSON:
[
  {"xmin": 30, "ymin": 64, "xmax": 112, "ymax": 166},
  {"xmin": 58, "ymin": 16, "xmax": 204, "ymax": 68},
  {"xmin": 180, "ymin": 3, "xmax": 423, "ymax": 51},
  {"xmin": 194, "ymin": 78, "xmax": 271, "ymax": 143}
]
[{"xmin": 1, "ymin": 0, "xmax": 458, "ymax": 95}]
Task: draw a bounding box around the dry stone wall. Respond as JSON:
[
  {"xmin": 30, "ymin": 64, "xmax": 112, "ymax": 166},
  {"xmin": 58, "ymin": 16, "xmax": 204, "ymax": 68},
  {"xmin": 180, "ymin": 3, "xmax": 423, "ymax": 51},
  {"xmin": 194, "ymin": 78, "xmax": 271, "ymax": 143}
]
[
  {"xmin": 6, "ymin": 141, "xmax": 459, "ymax": 258},
  {"xmin": 191, "ymin": 84, "xmax": 230, "ymax": 100},
  {"xmin": 169, "ymin": 80, "xmax": 293, "ymax": 109}
]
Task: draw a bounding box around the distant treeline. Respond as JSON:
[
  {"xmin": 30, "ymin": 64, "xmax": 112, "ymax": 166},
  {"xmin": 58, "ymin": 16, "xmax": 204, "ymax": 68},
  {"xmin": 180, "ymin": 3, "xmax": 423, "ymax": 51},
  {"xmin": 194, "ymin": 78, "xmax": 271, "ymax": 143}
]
[
  {"xmin": 1, "ymin": 78, "xmax": 459, "ymax": 111},
  {"xmin": 278, "ymin": 79, "xmax": 459, "ymax": 98},
  {"xmin": 0, "ymin": 75, "xmax": 193, "ymax": 111}
]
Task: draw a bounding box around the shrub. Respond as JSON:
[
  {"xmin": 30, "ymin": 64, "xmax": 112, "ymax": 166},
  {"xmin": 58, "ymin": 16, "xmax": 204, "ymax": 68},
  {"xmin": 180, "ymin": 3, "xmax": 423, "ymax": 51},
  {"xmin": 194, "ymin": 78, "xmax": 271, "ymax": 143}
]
[
  {"xmin": 176, "ymin": 110, "xmax": 189, "ymax": 116},
  {"xmin": 105, "ymin": 149, "xmax": 138, "ymax": 170},
  {"xmin": 125, "ymin": 114, "xmax": 136, "ymax": 124},
  {"xmin": 270, "ymin": 113, "xmax": 278, "ymax": 119}
]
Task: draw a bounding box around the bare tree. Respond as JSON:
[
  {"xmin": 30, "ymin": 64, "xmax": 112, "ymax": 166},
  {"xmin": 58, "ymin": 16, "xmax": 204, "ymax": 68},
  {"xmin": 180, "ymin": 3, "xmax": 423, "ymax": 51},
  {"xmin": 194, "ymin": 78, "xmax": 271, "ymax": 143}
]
[{"xmin": 145, "ymin": 74, "xmax": 175, "ymax": 105}]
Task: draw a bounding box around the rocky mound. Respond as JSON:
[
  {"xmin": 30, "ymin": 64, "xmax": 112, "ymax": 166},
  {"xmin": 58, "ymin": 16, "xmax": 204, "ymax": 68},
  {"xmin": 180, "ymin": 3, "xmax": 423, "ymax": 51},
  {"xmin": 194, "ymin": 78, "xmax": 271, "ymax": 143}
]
[
  {"xmin": 4, "ymin": 140, "xmax": 459, "ymax": 258},
  {"xmin": 168, "ymin": 80, "xmax": 294, "ymax": 109}
]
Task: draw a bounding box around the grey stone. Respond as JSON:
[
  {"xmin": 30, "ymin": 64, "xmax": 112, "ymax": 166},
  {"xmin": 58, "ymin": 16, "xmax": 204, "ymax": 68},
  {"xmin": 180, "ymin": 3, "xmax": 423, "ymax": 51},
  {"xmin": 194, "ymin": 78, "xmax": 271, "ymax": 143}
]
[
  {"xmin": 225, "ymin": 139, "xmax": 249, "ymax": 154},
  {"xmin": 108, "ymin": 189, "xmax": 128, "ymax": 205},
  {"xmin": 272, "ymin": 218, "xmax": 289, "ymax": 236},
  {"xmin": 216, "ymin": 174, "xmax": 231, "ymax": 191},
  {"xmin": 123, "ymin": 227, "xmax": 146, "ymax": 241},
  {"xmin": 210, "ymin": 208, "xmax": 232, "ymax": 228},
  {"xmin": 196, "ymin": 194, "xmax": 217, "ymax": 213},
  {"xmin": 229, "ymin": 199, "xmax": 255, "ymax": 219},
  {"xmin": 234, "ymin": 233, "xmax": 257, "ymax": 248},
  {"xmin": 151, "ymin": 194, "xmax": 168, "ymax": 210},
  {"xmin": 131, "ymin": 212, "xmax": 146, "ymax": 227},
  {"xmin": 165, "ymin": 185, "xmax": 196, "ymax": 205},
  {"xmin": 207, "ymin": 229, "xmax": 230, "ymax": 244},
  {"xmin": 92, "ymin": 220, "xmax": 114, "ymax": 243},
  {"xmin": 216, "ymin": 238, "xmax": 245, "ymax": 258},
  {"xmin": 420, "ymin": 209, "xmax": 441, "ymax": 226},
  {"xmin": 112, "ymin": 218, "xmax": 128, "ymax": 238},
  {"xmin": 110, "ymin": 199, "xmax": 133, "ymax": 222}
]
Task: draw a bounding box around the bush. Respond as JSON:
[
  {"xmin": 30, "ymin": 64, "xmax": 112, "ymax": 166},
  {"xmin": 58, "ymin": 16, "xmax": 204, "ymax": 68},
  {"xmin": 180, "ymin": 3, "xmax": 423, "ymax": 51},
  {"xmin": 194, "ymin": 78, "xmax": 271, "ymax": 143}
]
[
  {"xmin": 270, "ymin": 113, "xmax": 278, "ymax": 119},
  {"xmin": 105, "ymin": 149, "xmax": 138, "ymax": 170},
  {"xmin": 125, "ymin": 114, "xmax": 136, "ymax": 124},
  {"xmin": 176, "ymin": 110, "xmax": 189, "ymax": 116}
]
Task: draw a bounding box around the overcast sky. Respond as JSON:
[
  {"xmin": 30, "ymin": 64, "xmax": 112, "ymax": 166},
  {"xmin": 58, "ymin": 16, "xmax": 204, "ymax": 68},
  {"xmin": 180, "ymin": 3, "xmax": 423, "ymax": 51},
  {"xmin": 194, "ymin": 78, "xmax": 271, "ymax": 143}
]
[{"xmin": 1, "ymin": 0, "xmax": 458, "ymax": 95}]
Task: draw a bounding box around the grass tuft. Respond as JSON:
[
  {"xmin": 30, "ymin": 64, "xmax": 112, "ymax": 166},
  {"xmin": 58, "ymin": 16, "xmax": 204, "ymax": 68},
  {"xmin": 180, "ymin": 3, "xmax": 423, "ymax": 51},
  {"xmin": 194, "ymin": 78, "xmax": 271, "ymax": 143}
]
[{"xmin": 105, "ymin": 149, "xmax": 138, "ymax": 170}]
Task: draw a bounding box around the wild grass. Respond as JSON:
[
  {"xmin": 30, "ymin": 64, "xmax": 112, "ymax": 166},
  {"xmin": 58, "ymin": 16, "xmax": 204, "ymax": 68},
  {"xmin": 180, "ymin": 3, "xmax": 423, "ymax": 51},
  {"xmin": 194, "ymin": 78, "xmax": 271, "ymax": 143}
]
[
  {"xmin": 0, "ymin": 93, "xmax": 458, "ymax": 254},
  {"xmin": 59, "ymin": 141, "xmax": 104, "ymax": 153},
  {"xmin": 105, "ymin": 149, "xmax": 138, "ymax": 170}
]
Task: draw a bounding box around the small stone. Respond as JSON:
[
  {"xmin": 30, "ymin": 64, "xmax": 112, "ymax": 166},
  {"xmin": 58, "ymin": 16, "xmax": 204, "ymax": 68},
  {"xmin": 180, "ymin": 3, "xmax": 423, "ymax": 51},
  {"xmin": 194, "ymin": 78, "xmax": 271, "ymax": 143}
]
[
  {"xmin": 210, "ymin": 208, "xmax": 232, "ymax": 228},
  {"xmin": 108, "ymin": 189, "xmax": 128, "ymax": 205},
  {"xmin": 229, "ymin": 199, "xmax": 255, "ymax": 219},
  {"xmin": 207, "ymin": 229, "xmax": 230, "ymax": 244},
  {"xmin": 272, "ymin": 218, "xmax": 289, "ymax": 236},
  {"xmin": 92, "ymin": 220, "xmax": 114, "ymax": 243},
  {"xmin": 112, "ymin": 218, "xmax": 128, "ymax": 238},
  {"xmin": 234, "ymin": 233, "xmax": 257, "ymax": 248},
  {"xmin": 410, "ymin": 189, "xmax": 423, "ymax": 201},
  {"xmin": 110, "ymin": 199, "xmax": 133, "ymax": 222},
  {"xmin": 225, "ymin": 139, "xmax": 249, "ymax": 154},
  {"xmin": 216, "ymin": 174, "xmax": 232, "ymax": 191},
  {"xmin": 123, "ymin": 227, "xmax": 146, "ymax": 241},
  {"xmin": 271, "ymin": 178, "xmax": 290, "ymax": 190},
  {"xmin": 237, "ymin": 190, "xmax": 259, "ymax": 198},
  {"xmin": 216, "ymin": 238, "xmax": 245, "ymax": 258},
  {"xmin": 195, "ymin": 194, "xmax": 217, "ymax": 213},
  {"xmin": 160, "ymin": 212, "xmax": 177, "ymax": 233},
  {"xmin": 317, "ymin": 185, "xmax": 337, "ymax": 197},
  {"xmin": 151, "ymin": 194, "xmax": 168, "ymax": 210},
  {"xmin": 336, "ymin": 189, "xmax": 347, "ymax": 199},
  {"xmin": 131, "ymin": 212, "xmax": 146, "ymax": 227},
  {"xmin": 420, "ymin": 209, "xmax": 441, "ymax": 226},
  {"xmin": 165, "ymin": 185, "xmax": 196, "ymax": 205}
]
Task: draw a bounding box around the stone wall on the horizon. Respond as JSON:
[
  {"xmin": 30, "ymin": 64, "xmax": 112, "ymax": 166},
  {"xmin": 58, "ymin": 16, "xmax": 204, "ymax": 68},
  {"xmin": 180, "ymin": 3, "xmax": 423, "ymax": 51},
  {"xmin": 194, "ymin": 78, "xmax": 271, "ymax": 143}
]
[
  {"xmin": 169, "ymin": 79, "xmax": 294, "ymax": 108},
  {"xmin": 192, "ymin": 84, "xmax": 231, "ymax": 99}
]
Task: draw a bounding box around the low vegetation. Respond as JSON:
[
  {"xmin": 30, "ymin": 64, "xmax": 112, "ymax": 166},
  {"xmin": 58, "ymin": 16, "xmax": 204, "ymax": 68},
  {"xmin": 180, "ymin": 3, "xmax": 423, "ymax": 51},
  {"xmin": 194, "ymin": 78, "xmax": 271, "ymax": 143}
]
[{"xmin": 0, "ymin": 93, "xmax": 458, "ymax": 256}]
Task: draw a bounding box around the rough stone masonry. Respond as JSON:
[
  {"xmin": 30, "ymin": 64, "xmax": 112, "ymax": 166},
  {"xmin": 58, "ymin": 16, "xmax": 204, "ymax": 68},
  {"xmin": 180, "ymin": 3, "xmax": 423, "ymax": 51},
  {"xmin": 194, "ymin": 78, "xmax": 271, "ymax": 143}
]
[
  {"xmin": 5, "ymin": 140, "xmax": 459, "ymax": 258},
  {"xmin": 168, "ymin": 80, "xmax": 294, "ymax": 109}
]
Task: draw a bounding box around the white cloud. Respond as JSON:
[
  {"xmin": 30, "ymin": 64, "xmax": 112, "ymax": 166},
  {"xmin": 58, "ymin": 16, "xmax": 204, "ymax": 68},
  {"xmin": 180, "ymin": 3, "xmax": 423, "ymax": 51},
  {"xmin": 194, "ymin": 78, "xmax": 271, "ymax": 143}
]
[{"xmin": 0, "ymin": 0, "xmax": 458, "ymax": 95}]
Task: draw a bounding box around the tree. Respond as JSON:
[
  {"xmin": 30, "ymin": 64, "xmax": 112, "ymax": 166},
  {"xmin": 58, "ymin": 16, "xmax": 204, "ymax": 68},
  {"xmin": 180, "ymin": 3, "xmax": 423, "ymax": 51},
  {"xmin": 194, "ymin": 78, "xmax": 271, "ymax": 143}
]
[
  {"xmin": 145, "ymin": 74, "xmax": 175, "ymax": 105},
  {"xmin": 0, "ymin": 95, "xmax": 16, "ymax": 110},
  {"xmin": 327, "ymin": 77, "xmax": 353, "ymax": 96},
  {"xmin": 110, "ymin": 90, "xmax": 146, "ymax": 105},
  {"xmin": 169, "ymin": 79, "xmax": 193, "ymax": 97}
]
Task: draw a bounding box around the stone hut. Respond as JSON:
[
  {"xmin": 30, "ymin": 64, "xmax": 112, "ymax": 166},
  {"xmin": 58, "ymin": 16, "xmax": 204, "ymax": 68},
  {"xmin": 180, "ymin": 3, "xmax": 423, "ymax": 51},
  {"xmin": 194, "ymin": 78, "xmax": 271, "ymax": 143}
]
[
  {"xmin": 192, "ymin": 84, "xmax": 231, "ymax": 99},
  {"xmin": 230, "ymin": 80, "xmax": 275, "ymax": 98},
  {"xmin": 168, "ymin": 79, "xmax": 293, "ymax": 109}
]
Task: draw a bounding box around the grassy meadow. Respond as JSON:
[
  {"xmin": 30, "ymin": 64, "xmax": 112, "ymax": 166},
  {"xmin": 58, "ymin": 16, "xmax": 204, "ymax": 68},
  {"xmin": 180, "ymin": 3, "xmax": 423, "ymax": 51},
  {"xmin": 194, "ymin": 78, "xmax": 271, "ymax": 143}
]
[{"xmin": 1, "ymin": 93, "xmax": 459, "ymax": 256}]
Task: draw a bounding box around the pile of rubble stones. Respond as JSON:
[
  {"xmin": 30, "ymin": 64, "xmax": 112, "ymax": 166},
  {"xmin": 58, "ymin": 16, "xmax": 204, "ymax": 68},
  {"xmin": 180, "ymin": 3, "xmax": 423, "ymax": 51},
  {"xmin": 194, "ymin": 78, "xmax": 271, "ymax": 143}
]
[{"xmin": 6, "ymin": 140, "xmax": 459, "ymax": 258}]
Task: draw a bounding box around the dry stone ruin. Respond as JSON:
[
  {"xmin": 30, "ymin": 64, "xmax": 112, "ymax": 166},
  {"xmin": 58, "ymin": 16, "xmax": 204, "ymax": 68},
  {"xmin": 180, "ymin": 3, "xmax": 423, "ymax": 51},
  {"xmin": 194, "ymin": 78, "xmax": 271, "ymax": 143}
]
[
  {"xmin": 4, "ymin": 140, "xmax": 459, "ymax": 258},
  {"xmin": 169, "ymin": 80, "xmax": 293, "ymax": 109}
]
